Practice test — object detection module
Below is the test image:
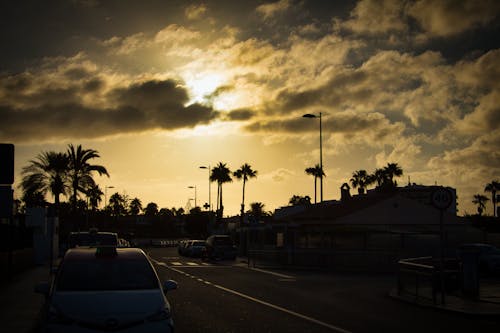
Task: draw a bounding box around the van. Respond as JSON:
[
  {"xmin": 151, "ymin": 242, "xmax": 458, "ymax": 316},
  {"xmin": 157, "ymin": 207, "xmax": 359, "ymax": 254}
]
[{"xmin": 204, "ymin": 235, "xmax": 237, "ymax": 260}]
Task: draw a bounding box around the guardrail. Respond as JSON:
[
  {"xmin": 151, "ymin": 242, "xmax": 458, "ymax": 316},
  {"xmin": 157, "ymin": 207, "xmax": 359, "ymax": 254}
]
[
  {"xmin": 397, "ymin": 257, "xmax": 460, "ymax": 305},
  {"xmin": 247, "ymin": 248, "xmax": 401, "ymax": 272}
]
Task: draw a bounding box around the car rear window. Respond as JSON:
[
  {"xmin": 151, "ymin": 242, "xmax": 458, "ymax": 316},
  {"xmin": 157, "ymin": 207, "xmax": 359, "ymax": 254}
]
[
  {"xmin": 69, "ymin": 233, "xmax": 118, "ymax": 248},
  {"xmin": 56, "ymin": 259, "xmax": 158, "ymax": 291}
]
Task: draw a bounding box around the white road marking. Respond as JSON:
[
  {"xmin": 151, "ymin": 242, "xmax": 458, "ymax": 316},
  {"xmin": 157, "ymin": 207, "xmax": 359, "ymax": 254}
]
[
  {"xmin": 247, "ymin": 267, "xmax": 295, "ymax": 279},
  {"xmin": 171, "ymin": 262, "xmax": 183, "ymax": 266},
  {"xmin": 152, "ymin": 258, "xmax": 352, "ymax": 333},
  {"xmin": 187, "ymin": 262, "xmax": 199, "ymax": 266},
  {"xmin": 210, "ymin": 283, "xmax": 353, "ymax": 333}
]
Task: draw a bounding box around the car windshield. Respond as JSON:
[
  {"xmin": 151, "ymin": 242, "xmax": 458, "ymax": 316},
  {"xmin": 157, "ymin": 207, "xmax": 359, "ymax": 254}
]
[
  {"xmin": 56, "ymin": 259, "xmax": 158, "ymax": 291},
  {"xmin": 192, "ymin": 241, "xmax": 205, "ymax": 247}
]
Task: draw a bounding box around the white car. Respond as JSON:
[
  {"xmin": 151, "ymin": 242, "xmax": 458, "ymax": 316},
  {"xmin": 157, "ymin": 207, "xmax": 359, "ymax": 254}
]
[{"xmin": 35, "ymin": 247, "xmax": 177, "ymax": 332}]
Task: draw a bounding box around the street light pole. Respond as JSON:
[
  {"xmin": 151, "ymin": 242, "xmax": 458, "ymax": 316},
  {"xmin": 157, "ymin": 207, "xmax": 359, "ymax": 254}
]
[
  {"xmin": 104, "ymin": 186, "xmax": 114, "ymax": 209},
  {"xmin": 199, "ymin": 165, "xmax": 211, "ymax": 211},
  {"xmin": 303, "ymin": 112, "xmax": 323, "ymax": 202},
  {"xmin": 188, "ymin": 186, "xmax": 197, "ymax": 208}
]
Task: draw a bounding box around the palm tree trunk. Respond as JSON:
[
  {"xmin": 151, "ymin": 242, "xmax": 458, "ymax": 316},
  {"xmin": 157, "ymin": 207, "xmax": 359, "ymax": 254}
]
[
  {"xmin": 314, "ymin": 176, "xmax": 317, "ymax": 204},
  {"xmin": 493, "ymin": 191, "xmax": 497, "ymax": 217},
  {"xmin": 219, "ymin": 184, "xmax": 224, "ymax": 219},
  {"xmin": 241, "ymin": 179, "xmax": 246, "ymax": 214}
]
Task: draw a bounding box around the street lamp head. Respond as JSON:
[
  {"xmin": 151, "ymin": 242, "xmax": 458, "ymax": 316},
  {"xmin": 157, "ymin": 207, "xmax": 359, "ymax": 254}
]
[
  {"xmin": 302, "ymin": 113, "xmax": 317, "ymax": 118},
  {"xmin": 188, "ymin": 186, "xmax": 195, "ymax": 189},
  {"xmin": 199, "ymin": 166, "xmax": 208, "ymax": 169}
]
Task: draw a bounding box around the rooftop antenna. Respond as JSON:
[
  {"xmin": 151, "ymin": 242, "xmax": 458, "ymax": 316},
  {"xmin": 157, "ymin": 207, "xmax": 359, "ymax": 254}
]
[{"xmin": 408, "ymin": 176, "xmax": 411, "ymax": 186}]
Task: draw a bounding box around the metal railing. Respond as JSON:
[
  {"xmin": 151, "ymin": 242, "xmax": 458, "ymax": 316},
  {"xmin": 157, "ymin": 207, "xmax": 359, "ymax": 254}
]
[{"xmin": 397, "ymin": 257, "xmax": 460, "ymax": 305}]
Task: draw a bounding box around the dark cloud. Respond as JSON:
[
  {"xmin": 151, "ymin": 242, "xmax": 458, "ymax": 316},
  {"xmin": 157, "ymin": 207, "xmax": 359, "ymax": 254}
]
[
  {"xmin": 225, "ymin": 109, "xmax": 255, "ymax": 121},
  {"xmin": 244, "ymin": 111, "xmax": 400, "ymax": 139},
  {"xmin": 0, "ymin": 78, "xmax": 220, "ymax": 142}
]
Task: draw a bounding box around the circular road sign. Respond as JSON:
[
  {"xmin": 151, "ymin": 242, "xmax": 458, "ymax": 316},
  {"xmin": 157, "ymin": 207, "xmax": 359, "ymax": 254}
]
[{"xmin": 431, "ymin": 187, "xmax": 453, "ymax": 210}]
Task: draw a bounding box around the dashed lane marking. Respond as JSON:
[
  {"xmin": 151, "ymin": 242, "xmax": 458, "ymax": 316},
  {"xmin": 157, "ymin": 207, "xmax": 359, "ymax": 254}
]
[
  {"xmin": 152, "ymin": 258, "xmax": 352, "ymax": 333},
  {"xmin": 247, "ymin": 267, "xmax": 295, "ymax": 279}
]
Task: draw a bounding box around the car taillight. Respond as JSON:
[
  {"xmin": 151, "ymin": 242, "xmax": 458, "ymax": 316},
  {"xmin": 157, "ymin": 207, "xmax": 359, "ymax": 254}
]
[{"xmin": 147, "ymin": 307, "xmax": 171, "ymax": 321}]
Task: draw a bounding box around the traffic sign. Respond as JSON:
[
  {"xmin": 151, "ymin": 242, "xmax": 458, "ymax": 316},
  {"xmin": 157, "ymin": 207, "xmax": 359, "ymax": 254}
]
[{"xmin": 431, "ymin": 187, "xmax": 453, "ymax": 210}]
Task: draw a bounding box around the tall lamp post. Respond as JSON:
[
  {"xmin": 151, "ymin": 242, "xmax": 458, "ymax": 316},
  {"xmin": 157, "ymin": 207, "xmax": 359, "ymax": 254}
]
[
  {"xmin": 188, "ymin": 186, "xmax": 197, "ymax": 208},
  {"xmin": 104, "ymin": 186, "xmax": 114, "ymax": 209},
  {"xmin": 199, "ymin": 165, "xmax": 211, "ymax": 211},
  {"xmin": 303, "ymin": 112, "xmax": 323, "ymax": 202}
]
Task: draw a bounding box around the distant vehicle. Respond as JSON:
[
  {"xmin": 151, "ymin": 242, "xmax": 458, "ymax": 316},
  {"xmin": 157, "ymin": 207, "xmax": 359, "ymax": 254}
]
[
  {"xmin": 177, "ymin": 240, "xmax": 191, "ymax": 256},
  {"xmin": 35, "ymin": 247, "xmax": 177, "ymax": 333},
  {"xmin": 458, "ymin": 243, "xmax": 500, "ymax": 276},
  {"xmin": 67, "ymin": 230, "xmax": 118, "ymax": 248},
  {"xmin": 204, "ymin": 235, "xmax": 237, "ymax": 260},
  {"xmin": 117, "ymin": 238, "xmax": 130, "ymax": 248},
  {"xmin": 186, "ymin": 240, "xmax": 206, "ymax": 257}
]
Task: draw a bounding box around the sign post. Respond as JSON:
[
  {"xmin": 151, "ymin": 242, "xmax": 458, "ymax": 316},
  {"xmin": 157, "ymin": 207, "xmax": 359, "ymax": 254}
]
[{"xmin": 431, "ymin": 187, "xmax": 453, "ymax": 305}]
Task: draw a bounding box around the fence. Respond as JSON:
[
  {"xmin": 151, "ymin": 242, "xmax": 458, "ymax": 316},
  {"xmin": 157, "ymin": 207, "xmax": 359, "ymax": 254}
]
[{"xmin": 397, "ymin": 256, "xmax": 460, "ymax": 305}]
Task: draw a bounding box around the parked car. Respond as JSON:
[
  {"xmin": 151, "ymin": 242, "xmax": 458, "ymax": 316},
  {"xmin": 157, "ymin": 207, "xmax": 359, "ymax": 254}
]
[
  {"xmin": 177, "ymin": 240, "xmax": 190, "ymax": 256},
  {"xmin": 67, "ymin": 230, "xmax": 118, "ymax": 248},
  {"xmin": 204, "ymin": 235, "xmax": 237, "ymax": 260},
  {"xmin": 186, "ymin": 240, "xmax": 206, "ymax": 257},
  {"xmin": 458, "ymin": 243, "xmax": 500, "ymax": 276},
  {"xmin": 35, "ymin": 247, "xmax": 177, "ymax": 333}
]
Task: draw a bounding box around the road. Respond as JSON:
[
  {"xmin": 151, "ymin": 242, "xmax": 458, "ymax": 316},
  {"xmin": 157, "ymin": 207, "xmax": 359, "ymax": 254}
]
[{"xmin": 148, "ymin": 247, "xmax": 499, "ymax": 333}]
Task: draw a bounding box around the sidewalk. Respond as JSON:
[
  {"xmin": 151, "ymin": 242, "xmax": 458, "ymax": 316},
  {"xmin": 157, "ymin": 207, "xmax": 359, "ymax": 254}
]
[
  {"xmin": 390, "ymin": 279, "xmax": 500, "ymax": 317},
  {"xmin": 0, "ymin": 265, "xmax": 51, "ymax": 333}
]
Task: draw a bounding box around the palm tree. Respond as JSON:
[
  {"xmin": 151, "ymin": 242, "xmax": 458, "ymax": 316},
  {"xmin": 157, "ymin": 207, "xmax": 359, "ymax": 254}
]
[
  {"xmin": 234, "ymin": 163, "xmax": 258, "ymax": 220},
  {"xmin": 289, "ymin": 195, "xmax": 311, "ymax": 206},
  {"xmin": 67, "ymin": 144, "xmax": 109, "ymax": 212},
  {"xmin": 20, "ymin": 151, "xmax": 69, "ymax": 210},
  {"xmin": 369, "ymin": 168, "xmax": 387, "ymax": 188},
  {"xmin": 248, "ymin": 202, "xmax": 270, "ymax": 221},
  {"xmin": 86, "ymin": 182, "xmax": 103, "ymax": 212},
  {"xmin": 129, "ymin": 198, "xmax": 143, "ymax": 216},
  {"xmin": 144, "ymin": 202, "xmax": 159, "ymax": 216},
  {"xmin": 305, "ymin": 164, "xmax": 325, "ymax": 203},
  {"xmin": 350, "ymin": 169, "xmax": 369, "ymax": 195},
  {"xmin": 484, "ymin": 180, "xmax": 499, "ymax": 217},
  {"xmin": 210, "ymin": 162, "xmax": 232, "ymax": 219},
  {"xmin": 384, "ymin": 163, "xmax": 403, "ymax": 186},
  {"xmin": 108, "ymin": 192, "xmax": 128, "ymax": 217},
  {"xmin": 472, "ymin": 194, "xmax": 489, "ymax": 216}
]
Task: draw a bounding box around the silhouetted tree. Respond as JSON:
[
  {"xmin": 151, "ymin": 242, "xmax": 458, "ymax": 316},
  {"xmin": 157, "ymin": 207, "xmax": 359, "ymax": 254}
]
[
  {"xmin": 234, "ymin": 163, "xmax": 258, "ymax": 220},
  {"xmin": 20, "ymin": 151, "xmax": 69, "ymax": 211},
  {"xmin": 129, "ymin": 198, "xmax": 143, "ymax": 215},
  {"xmin": 289, "ymin": 195, "xmax": 311, "ymax": 206},
  {"xmin": 484, "ymin": 180, "xmax": 499, "ymax": 217},
  {"xmin": 247, "ymin": 202, "xmax": 270, "ymax": 221},
  {"xmin": 67, "ymin": 144, "xmax": 109, "ymax": 212},
  {"xmin": 86, "ymin": 182, "xmax": 103, "ymax": 212},
  {"xmin": 210, "ymin": 162, "xmax": 232, "ymax": 219},
  {"xmin": 384, "ymin": 163, "xmax": 403, "ymax": 186},
  {"xmin": 108, "ymin": 192, "xmax": 128, "ymax": 217},
  {"xmin": 305, "ymin": 164, "xmax": 325, "ymax": 203},
  {"xmin": 144, "ymin": 202, "xmax": 159, "ymax": 217},
  {"xmin": 472, "ymin": 194, "xmax": 489, "ymax": 216},
  {"xmin": 350, "ymin": 169, "xmax": 369, "ymax": 195}
]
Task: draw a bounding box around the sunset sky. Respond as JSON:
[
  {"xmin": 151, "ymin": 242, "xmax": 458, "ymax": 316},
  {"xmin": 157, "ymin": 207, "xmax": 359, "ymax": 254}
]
[{"xmin": 1, "ymin": 0, "xmax": 499, "ymax": 216}]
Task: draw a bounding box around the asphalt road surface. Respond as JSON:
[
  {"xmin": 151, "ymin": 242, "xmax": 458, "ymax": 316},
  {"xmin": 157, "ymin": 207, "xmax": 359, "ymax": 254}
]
[{"xmin": 147, "ymin": 247, "xmax": 499, "ymax": 333}]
